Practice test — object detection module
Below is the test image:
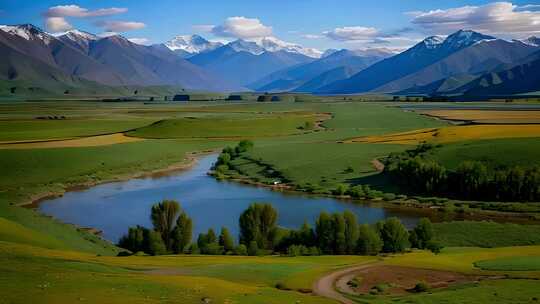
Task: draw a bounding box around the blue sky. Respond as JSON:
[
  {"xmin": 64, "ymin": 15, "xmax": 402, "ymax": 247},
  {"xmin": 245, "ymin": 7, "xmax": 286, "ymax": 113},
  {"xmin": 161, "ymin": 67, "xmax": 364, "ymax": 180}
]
[{"xmin": 1, "ymin": 0, "xmax": 539, "ymax": 50}]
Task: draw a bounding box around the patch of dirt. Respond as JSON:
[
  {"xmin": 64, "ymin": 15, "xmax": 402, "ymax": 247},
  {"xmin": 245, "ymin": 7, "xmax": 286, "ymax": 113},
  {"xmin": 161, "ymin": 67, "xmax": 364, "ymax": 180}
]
[
  {"xmin": 337, "ymin": 265, "xmax": 482, "ymax": 296},
  {"xmin": 371, "ymin": 159, "xmax": 385, "ymax": 172},
  {"xmin": 0, "ymin": 133, "xmax": 144, "ymax": 149}
]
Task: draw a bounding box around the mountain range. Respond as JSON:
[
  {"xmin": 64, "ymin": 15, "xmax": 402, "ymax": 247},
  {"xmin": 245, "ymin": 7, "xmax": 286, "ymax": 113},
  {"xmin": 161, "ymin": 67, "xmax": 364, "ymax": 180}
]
[
  {"xmin": 1, "ymin": 24, "xmax": 539, "ymax": 97},
  {"xmin": 316, "ymin": 30, "xmax": 540, "ymax": 96}
]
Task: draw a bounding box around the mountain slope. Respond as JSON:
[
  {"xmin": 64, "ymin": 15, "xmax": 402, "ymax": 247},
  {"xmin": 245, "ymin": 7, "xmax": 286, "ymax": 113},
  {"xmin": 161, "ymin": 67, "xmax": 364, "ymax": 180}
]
[
  {"xmin": 317, "ymin": 30, "xmax": 494, "ymax": 94},
  {"xmin": 0, "ymin": 24, "xmax": 242, "ymax": 92},
  {"xmin": 249, "ymin": 49, "xmax": 392, "ymax": 92},
  {"xmin": 460, "ymin": 50, "xmax": 540, "ymax": 96},
  {"xmin": 377, "ymin": 39, "xmax": 538, "ymax": 93},
  {"xmin": 189, "ymin": 43, "xmax": 314, "ymax": 86}
]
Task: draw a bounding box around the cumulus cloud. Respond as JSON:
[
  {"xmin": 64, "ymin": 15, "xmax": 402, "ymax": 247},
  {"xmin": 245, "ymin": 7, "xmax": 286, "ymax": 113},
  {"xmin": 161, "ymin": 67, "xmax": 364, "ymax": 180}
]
[
  {"xmin": 45, "ymin": 17, "xmax": 73, "ymax": 32},
  {"xmin": 44, "ymin": 5, "xmax": 127, "ymax": 18},
  {"xmin": 323, "ymin": 26, "xmax": 379, "ymax": 41},
  {"xmin": 409, "ymin": 2, "xmax": 540, "ymax": 36},
  {"xmin": 96, "ymin": 21, "xmax": 146, "ymax": 32},
  {"xmin": 128, "ymin": 38, "xmax": 150, "ymax": 45},
  {"xmin": 43, "ymin": 4, "xmax": 128, "ymax": 33},
  {"xmin": 212, "ymin": 16, "xmax": 272, "ymax": 39}
]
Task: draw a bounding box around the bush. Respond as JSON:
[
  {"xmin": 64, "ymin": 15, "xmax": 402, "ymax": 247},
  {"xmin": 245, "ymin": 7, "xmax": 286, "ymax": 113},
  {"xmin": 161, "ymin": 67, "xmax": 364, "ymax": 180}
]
[
  {"xmin": 234, "ymin": 244, "xmax": 248, "ymax": 256},
  {"xmin": 426, "ymin": 240, "xmax": 443, "ymax": 254},
  {"xmin": 412, "ymin": 282, "xmax": 430, "ymax": 293}
]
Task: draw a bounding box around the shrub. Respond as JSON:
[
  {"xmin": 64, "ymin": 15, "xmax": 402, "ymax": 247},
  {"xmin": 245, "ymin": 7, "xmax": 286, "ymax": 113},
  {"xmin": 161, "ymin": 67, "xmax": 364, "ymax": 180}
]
[
  {"xmin": 412, "ymin": 282, "xmax": 430, "ymax": 293},
  {"xmin": 234, "ymin": 244, "xmax": 248, "ymax": 256}
]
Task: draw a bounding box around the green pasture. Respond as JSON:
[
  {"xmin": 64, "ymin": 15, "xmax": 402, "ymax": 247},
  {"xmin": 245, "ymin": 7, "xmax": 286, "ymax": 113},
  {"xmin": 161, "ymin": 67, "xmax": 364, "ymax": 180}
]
[{"xmin": 475, "ymin": 256, "xmax": 540, "ymax": 271}]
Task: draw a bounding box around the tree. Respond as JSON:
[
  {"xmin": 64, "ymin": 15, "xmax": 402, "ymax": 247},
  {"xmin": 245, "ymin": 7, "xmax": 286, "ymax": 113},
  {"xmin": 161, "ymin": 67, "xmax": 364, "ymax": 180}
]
[
  {"xmin": 413, "ymin": 218, "xmax": 433, "ymax": 249},
  {"xmin": 239, "ymin": 203, "xmax": 278, "ymax": 250},
  {"xmin": 316, "ymin": 212, "xmax": 334, "ymax": 254},
  {"xmin": 236, "ymin": 140, "xmax": 254, "ymax": 154},
  {"xmin": 343, "ymin": 211, "xmax": 359, "ymax": 254},
  {"xmin": 172, "ymin": 211, "xmax": 192, "ymax": 254},
  {"xmin": 332, "ymin": 213, "xmax": 346, "ymax": 254},
  {"xmin": 206, "ymin": 228, "xmax": 217, "ymax": 244},
  {"xmin": 197, "ymin": 228, "xmax": 220, "ymax": 254},
  {"xmin": 380, "ymin": 217, "xmax": 409, "ymax": 253},
  {"xmin": 248, "ymin": 241, "xmax": 259, "ymax": 256},
  {"xmin": 118, "ymin": 225, "xmax": 146, "ymax": 253},
  {"xmin": 150, "ymin": 200, "xmax": 180, "ymax": 251},
  {"xmin": 145, "ymin": 229, "xmax": 167, "ymax": 256},
  {"xmin": 356, "ymin": 224, "xmax": 382, "ymax": 255},
  {"xmin": 219, "ymin": 227, "xmax": 234, "ymax": 252},
  {"xmin": 455, "ymin": 161, "xmax": 488, "ymax": 199}
]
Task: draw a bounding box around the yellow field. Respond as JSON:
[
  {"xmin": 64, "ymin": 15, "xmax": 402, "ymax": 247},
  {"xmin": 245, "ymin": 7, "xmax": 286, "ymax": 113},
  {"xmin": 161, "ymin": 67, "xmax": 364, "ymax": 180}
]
[
  {"xmin": 421, "ymin": 110, "xmax": 540, "ymax": 124},
  {"xmin": 347, "ymin": 124, "xmax": 540, "ymax": 145},
  {"xmin": 0, "ymin": 133, "xmax": 144, "ymax": 149}
]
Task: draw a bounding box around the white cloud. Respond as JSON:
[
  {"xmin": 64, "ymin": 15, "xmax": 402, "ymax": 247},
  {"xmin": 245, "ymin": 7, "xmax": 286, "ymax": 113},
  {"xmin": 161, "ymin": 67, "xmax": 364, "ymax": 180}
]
[
  {"xmin": 128, "ymin": 37, "xmax": 150, "ymax": 45},
  {"xmin": 44, "ymin": 5, "xmax": 127, "ymax": 18},
  {"xmin": 410, "ymin": 2, "xmax": 540, "ymax": 36},
  {"xmin": 96, "ymin": 21, "xmax": 146, "ymax": 32},
  {"xmin": 192, "ymin": 24, "xmax": 214, "ymax": 33},
  {"xmin": 323, "ymin": 26, "xmax": 379, "ymax": 41},
  {"xmin": 302, "ymin": 34, "xmax": 323, "ymax": 39},
  {"xmin": 45, "ymin": 17, "xmax": 72, "ymax": 32},
  {"xmin": 212, "ymin": 16, "xmax": 272, "ymax": 39}
]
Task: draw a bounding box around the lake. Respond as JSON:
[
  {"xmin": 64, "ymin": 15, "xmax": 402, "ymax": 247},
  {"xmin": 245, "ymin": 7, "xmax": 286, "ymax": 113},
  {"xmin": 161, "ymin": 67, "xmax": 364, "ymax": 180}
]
[{"xmin": 39, "ymin": 154, "xmax": 424, "ymax": 242}]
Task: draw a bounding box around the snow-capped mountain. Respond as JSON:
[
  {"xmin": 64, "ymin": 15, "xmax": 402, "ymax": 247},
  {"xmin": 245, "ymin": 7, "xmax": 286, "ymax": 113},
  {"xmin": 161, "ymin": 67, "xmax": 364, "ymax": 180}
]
[
  {"xmin": 0, "ymin": 24, "xmax": 53, "ymax": 44},
  {"xmin": 226, "ymin": 39, "xmax": 266, "ymax": 55},
  {"xmin": 55, "ymin": 29, "xmax": 97, "ymax": 41},
  {"xmin": 254, "ymin": 36, "xmax": 322, "ymax": 58},
  {"xmin": 164, "ymin": 35, "xmax": 223, "ymax": 56},
  {"xmin": 520, "ymin": 36, "xmax": 540, "ymax": 47},
  {"xmin": 420, "ymin": 36, "xmax": 444, "ymax": 49}
]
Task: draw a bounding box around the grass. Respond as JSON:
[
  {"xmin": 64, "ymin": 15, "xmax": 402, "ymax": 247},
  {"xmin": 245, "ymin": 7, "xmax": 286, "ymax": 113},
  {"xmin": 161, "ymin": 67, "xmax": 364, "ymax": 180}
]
[
  {"xmin": 428, "ymin": 137, "xmax": 540, "ymax": 169},
  {"xmin": 0, "ymin": 119, "xmax": 154, "ymax": 142},
  {"xmin": 128, "ymin": 113, "xmax": 318, "ymax": 139},
  {"xmin": 475, "ymin": 256, "xmax": 540, "ymax": 271},
  {"xmin": 433, "ymin": 221, "xmax": 540, "ymax": 248},
  {"xmin": 0, "ymin": 240, "xmax": 373, "ymax": 304},
  {"xmin": 348, "ymin": 125, "xmax": 540, "ymax": 145}
]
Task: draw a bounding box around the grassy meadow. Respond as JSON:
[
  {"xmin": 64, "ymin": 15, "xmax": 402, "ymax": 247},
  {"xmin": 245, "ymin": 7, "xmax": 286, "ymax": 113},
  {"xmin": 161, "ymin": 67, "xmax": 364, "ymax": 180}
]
[{"xmin": 1, "ymin": 99, "xmax": 540, "ymax": 303}]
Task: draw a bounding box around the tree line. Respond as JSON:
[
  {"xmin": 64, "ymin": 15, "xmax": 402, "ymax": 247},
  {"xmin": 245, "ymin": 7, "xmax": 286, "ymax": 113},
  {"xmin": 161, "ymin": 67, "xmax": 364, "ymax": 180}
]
[
  {"xmin": 385, "ymin": 144, "xmax": 540, "ymax": 202},
  {"xmin": 118, "ymin": 200, "xmax": 441, "ymax": 256}
]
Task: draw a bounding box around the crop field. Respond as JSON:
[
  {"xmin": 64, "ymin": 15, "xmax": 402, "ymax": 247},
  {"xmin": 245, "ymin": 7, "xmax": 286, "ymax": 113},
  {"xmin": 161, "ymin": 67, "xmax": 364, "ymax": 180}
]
[
  {"xmin": 347, "ymin": 124, "xmax": 540, "ymax": 145},
  {"xmin": 0, "ymin": 133, "xmax": 144, "ymax": 149},
  {"xmin": 420, "ymin": 109, "xmax": 540, "ymax": 124}
]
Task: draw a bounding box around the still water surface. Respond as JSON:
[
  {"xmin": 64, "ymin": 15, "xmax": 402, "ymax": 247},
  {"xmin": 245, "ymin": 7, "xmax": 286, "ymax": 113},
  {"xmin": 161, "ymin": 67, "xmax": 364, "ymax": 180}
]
[{"xmin": 40, "ymin": 154, "xmax": 423, "ymax": 242}]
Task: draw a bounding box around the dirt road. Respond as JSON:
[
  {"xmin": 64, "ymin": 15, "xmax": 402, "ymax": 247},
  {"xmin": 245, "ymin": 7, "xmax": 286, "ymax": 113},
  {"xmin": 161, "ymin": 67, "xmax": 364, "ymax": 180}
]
[{"xmin": 312, "ymin": 262, "xmax": 380, "ymax": 304}]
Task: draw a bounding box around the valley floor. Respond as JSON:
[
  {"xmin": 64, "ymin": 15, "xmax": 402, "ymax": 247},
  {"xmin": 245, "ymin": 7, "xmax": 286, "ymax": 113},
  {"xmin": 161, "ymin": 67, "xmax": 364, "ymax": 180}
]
[{"xmin": 1, "ymin": 99, "xmax": 540, "ymax": 303}]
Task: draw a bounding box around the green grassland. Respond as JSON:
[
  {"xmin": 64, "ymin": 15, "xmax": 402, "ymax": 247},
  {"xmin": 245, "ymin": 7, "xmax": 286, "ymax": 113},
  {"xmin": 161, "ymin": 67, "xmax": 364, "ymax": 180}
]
[
  {"xmin": 433, "ymin": 221, "xmax": 540, "ymax": 248},
  {"xmin": 428, "ymin": 137, "xmax": 540, "ymax": 169},
  {"xmin": 1, "ymin": 99, "xmax": 540, "ymax": 303},
  {"xmin": 475, "ymin": 256, "xmax": 540, "ymax": 271}
]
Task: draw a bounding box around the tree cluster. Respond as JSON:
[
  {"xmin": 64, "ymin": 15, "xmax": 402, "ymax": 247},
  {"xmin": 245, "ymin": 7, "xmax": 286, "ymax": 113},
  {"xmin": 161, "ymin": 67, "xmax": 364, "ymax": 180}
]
[
  {"xmin": 119, "ymin": 201, "xmax": 441, "ymax": 256},
  {"xmin": 118, "ymin": 200, "xmax": 192, "ymax": 255},
  {"xmin": 386, "ymin": 145, "xmax": 540, "ymax": 202}
]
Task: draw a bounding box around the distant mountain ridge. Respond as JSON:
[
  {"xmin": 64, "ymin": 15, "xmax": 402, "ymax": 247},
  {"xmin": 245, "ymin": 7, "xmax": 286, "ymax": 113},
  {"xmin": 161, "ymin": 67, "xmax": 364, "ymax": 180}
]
[
  {"xmin": 248, "ymin": 48, "xmax": 395, "ymax": 92},
  {"xmin": 0, "ymin": 24, "xmax": 242, "ymax": 92}
]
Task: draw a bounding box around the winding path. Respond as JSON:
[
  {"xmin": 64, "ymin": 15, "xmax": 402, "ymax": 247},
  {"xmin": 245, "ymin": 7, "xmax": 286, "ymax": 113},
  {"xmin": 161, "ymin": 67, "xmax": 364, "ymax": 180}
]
[{"xmin": 312, "ymin": 262, "xmax": 380, "ymax": 304}]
